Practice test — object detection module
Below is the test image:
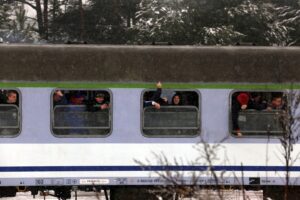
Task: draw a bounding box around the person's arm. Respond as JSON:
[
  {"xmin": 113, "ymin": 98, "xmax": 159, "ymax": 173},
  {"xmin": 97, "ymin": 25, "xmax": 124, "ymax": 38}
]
[
  {"xmin": 150, "ymin": 82, "xmax": 162, "ymax": 102},
  {"xmin": 144, "ymin": 101, "xmax": 160, "ymax": 109}
]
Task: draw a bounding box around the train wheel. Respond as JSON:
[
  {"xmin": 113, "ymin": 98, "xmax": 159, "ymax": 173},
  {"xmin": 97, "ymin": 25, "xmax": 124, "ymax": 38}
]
[
  {"xmin": 0, "ymin": 187, "xmax": 17, "ymax": 197},
  {"xmin": 54, "ymin": 187, "xmax": 71, "ymax": 200},
  {"xmin": 110, "ymin": 186, "xmax": 159, "ymax": 200}
]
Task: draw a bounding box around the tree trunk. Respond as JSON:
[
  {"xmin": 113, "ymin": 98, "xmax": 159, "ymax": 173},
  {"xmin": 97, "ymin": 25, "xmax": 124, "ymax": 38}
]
[
  {"xmin": 79, "ymin": 0, "xmax": 85, "ymax": 41},
  {"xmin": 43, "ymin": 0, "xmax": 48, "ymax": 40},
  {"xmin": 35, "ymin": 0, "xmax": 45, "ymax": 39}
]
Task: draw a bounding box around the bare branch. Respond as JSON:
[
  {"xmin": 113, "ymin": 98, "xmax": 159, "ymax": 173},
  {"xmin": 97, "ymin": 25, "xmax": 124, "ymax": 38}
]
[{"xmin": 14, "ymin": 0, "xmax": 37, "ymax": 10}]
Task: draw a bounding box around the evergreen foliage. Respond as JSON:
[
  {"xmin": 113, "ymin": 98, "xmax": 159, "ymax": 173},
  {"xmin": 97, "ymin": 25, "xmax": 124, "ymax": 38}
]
[{"xmin": 0, "ymin": 0, "xmax": 300, "ymax": 45}]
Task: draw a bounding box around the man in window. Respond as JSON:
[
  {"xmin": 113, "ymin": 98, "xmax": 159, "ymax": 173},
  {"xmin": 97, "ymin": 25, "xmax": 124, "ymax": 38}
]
[
  {"xmin": 171, "ymin": 93, "xmax": 182, "ymax": 106},
  {"xmin": 53, "ymin": 90, "xmax": 68, "ymax": 107},
  {"xmin": 0, "ymin": 90, "xmax": 19, "ymax": 135},
  {"xmin": 5, "ymin": 90, "xmax": 18, "ymax": 106},
  {"xmin": 94, "ymin": 93, "xmax": 110, "ymax": 110},
  {"xmin": 267, "ymin": 95, "xmax": 285, "ymax": 110},
  {"xmin": 144, "ymin": 82, "xmax": 166, "ymax": 109}
]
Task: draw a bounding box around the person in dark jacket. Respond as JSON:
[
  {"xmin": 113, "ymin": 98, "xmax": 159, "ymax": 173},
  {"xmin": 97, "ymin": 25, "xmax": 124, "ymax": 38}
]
[
  {"xmin": 57, "ymin": 92, "xmax": 86, "ymax": 135},
  {"xmin": 85, "ymin": 92, "xmax": 110, "ymax": 112},
  {"xmin": 94, "ymin": 92, "xmax": 110, "ymax": 110},
  {"xmin": 248, "ymin": 92, "xmax": 267, "ymax": 110},
  {"xmin": 144, "ymin": 82, "xmax": 168, "ymax": 109}
]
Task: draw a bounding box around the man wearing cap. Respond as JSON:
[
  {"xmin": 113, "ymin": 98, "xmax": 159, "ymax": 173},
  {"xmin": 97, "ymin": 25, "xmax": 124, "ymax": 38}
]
[
  {"xmin": 85, "ymin": 92, "xmax": 110, "ymax": 112},
  {"xmin": 94, "ymin": 92, "xmax": 110, "ymax": 110}
]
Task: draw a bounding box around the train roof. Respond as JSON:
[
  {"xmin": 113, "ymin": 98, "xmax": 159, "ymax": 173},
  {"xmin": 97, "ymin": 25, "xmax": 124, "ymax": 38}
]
[{"xmin": 0, "ymin": 44, "xmax": 300, "ymax": 83}]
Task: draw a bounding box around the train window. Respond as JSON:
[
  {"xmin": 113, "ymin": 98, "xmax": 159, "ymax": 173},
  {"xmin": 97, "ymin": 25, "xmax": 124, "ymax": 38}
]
[
  {"xmin": 231, "ymin": 91, "xmax": 285, "ymax": 137},
  {"xmin": 142, "ymin": 89, "xmax": 200, "ymax": 137},
  {"xmin": 51, "ymin": 89, "xmax": 111, "ymax": 137},
  {"xmin": 0, "ymin": 89, "xmax": 20, "ymax": 137}
]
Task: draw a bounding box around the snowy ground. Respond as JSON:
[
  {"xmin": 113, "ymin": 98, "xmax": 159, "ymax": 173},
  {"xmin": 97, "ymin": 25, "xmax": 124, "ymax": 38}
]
[{"xmin": 0, "ymin": 190, "xmax": 264, "ymax": 200}]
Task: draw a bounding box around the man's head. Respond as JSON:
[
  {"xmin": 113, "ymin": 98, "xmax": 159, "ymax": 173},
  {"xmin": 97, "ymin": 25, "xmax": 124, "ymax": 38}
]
[
  {"xmin": 95, "ymin": 93, "xmax": 105, "ymax": 103},
  {"xmin": 53, "ymin": 90, "xmax": 63, "ymax": 101},
  {"xmin": 6, "ymin": 90, "xmax": 17, "ymax": 104},
  {"xmin": 172, "ymin": 94, "xmax": 181, "ymax": 105},
  {"xmin": 271, "ymin": 96, "xmax": 282, "ymax": 108}
]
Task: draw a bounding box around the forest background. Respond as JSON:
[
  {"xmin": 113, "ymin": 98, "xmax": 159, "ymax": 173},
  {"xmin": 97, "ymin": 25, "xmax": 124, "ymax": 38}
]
[{"xmin": 0, "ymin": 0, "xmax": 300, "ymax": 45}]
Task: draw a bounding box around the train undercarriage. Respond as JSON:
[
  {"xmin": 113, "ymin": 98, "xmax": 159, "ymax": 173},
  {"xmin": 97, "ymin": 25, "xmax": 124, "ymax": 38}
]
[{"xmin": 1, "ymin": 185, "xmax": 300, "ymax": 200}]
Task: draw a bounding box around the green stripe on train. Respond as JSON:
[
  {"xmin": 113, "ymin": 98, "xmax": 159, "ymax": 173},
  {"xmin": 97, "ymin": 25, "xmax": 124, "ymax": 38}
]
[{"xmin": 0, "ymin": 82, "xmax": 299, "ymax": 89}]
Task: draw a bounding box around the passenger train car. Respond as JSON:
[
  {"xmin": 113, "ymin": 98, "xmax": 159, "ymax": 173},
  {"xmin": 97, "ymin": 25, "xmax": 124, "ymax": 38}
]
[{"xmin": 0, "ymin": 45, "xmax": 300, "ymax": 199}]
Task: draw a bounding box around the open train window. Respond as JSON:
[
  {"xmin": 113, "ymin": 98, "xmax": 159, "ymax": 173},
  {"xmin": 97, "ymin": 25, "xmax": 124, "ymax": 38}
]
[
  {"xmin": 51, "ymin": 89, "xmax": 112, "ymax": 137},
  {"xmin": 230, "ymin": 91, "xmax": 285, "ymax": 137},
  {"xmin": 0, "ymin": 89, "xmax": 20, "ymax": 137},
  {"xmin": 142, "ymin": 87, "xmax": 200, "ymax": 137}
]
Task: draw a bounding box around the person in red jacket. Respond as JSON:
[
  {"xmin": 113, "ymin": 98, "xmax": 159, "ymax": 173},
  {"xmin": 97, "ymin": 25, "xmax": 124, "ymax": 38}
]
[{"xmin": 232, "ymin": 92, "xmax": 249, "ymax": 136}]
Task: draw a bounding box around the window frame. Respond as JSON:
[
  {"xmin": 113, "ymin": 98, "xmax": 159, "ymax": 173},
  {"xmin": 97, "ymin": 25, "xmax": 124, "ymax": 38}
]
[
  {"xmin": 229, "ymin": 89, "xmax": 286, "ymax": 138},
  {"xmin": 0, "ymin": 88, "xmax": 21, "ymax": 138},
  {"xmin": 141, "ymin": 89, "xmax": 201, "ymax": 138},
  {"xmin": 50, "ymin": 88, "xmax": 113, "ymax": 138}
]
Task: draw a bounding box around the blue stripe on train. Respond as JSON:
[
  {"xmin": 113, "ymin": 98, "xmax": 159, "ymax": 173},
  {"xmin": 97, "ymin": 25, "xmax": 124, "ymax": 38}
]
[{"xmin": 0, "ymin": 166, "xmax": 299, "ymax": 172}]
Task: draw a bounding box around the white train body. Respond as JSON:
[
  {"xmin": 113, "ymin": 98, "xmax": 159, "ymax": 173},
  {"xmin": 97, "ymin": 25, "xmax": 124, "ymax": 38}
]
[{"xmin": 0, "ymin": 87, "xmax": 298, "ymax": 187}]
